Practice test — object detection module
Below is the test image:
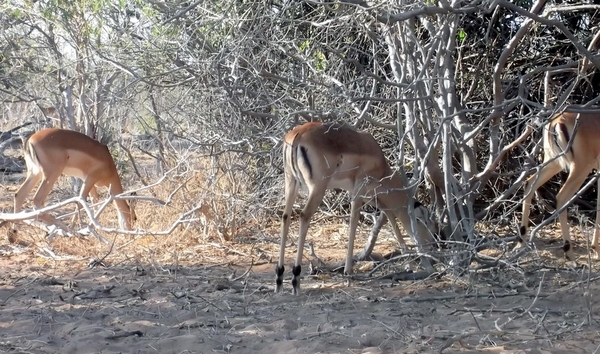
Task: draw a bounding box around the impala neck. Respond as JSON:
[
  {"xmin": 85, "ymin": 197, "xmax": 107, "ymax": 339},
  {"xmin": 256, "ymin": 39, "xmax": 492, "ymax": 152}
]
[
  {"xmin": 376, "ymin": 172, "xmax": 437, "ymax": 245},
  {"xmin": 108, "ymin": 180, "xmax": 133, "ymax": 230},
  {"xmin": 113, "ymin": 199, "xmax": 133, "ymax": 230},
  {"xmin": 376, "ymin": 172, "xmax": 410, "ymax": 210},
  {"xmin": 377, "ymin": 167, "xmax": 405, "ymax": 187}
]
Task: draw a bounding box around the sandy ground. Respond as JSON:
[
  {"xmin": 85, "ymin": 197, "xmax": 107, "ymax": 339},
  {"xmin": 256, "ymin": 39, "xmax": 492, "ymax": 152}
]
[
  {"xmin": 2, "ymin": 232, "xmax": 600, "ymax": 354},
  {"xmin": 2, "ymin": 156, "xmax": 600, "ymax": 353}
]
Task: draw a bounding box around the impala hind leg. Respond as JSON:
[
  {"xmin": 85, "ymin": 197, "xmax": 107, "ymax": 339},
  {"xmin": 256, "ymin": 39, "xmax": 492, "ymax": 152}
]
[
  {"xmin": 289, "ymin": 186, "xmax": 327, "ymax": 295},
  {"xmin": 384, "ymin": 210, "xmax": 408, "ymax": 253},
  {"xmin": 14, "ymin": 172, "xmax": 42, "ymax": 212},
  {"xmin": 555, "ymin": 163, "xmax": 592, "ymax": 260},
  {"xmin": 14, "ymin": 170, "xmax": 71, "ymax": 231},
  {"xmin": 343, "ymin": 198, "xmax": 362, "ymax": 275},
  {"xmin": 30, "ymin": 170, "xmax": 61, "ymax": 210},
  {"xmin": 520, "ymin": 160, "xmax": 562, "ymax": 246},
  {"xmin": 31, "ymin": 172, "xmax": 72, "ymax": 230},
  {"xmin": 276, "ymin": 173, "xmax": 298, "ymax": 293},
  {"xmin": 593, "ymin": 177, "xmax": 600, "ymax": 258}
]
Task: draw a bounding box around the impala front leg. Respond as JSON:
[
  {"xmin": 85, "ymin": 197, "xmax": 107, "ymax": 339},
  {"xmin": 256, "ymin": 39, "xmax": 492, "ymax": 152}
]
[{"xmin": 344, "ymin": 198, "xmax": 362, "ymax": 275}]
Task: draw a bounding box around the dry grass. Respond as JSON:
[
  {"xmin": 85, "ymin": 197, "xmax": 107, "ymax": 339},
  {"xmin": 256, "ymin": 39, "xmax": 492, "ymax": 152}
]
[
  {"xmin": 0, "ymin": 151, "xmax": 268, "ymax": 265},
  {"xmin": 0, "ymin": 146, "xmax": 421, "ymax": 279},
  {"xmin": 3, "ymin": 146, "xmax": 600, "ymax": 274}
]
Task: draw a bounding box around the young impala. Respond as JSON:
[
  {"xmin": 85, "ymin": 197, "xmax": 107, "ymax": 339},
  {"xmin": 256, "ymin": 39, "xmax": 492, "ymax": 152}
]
[
  {"xmin": 520, "ymin": 111, "xmax": 600, "ymax": 259},
  {"xmin": 276, "ymin": 122, "xmax": 437, "ymax": 294},
  {"xmin": 14, "ymin": 128, "xmax": 135, "ymax": 230}
]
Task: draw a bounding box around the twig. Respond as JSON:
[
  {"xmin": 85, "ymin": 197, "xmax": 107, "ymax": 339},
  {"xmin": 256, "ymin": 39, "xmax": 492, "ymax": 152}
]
[
  {"xmin": 400, "ymin": 290, "xmax": 551, "ymax": 303},
  {"xmin": 438, "ymin": 330, "xmax": 506, "ymax": 353},
  {"xmin": 106, "ymin": 330, "xmax": 144, "ymax": 340},
  {"xmin": 567, "ymin": 274, "xmax": 600, "ymax": 289},
  {"xmin": 374, "ymin": 270, "xmax": 436, "ymax": 281},
  {"xmin": 1, "ymin": 288, "xmax": 25, "ymax": 305},
  {"xmin": 187, "ymin": 294, "xmax": 224, "ymax": 311},
  {"xmin": 494, "ymin": 272, "xmax": 546, "ymax": 331},
  {"xmin": 449, "ymin": 307, "xmax": 566, "ymax": 315},
  {"xmin": 367, "ymin": 252, "xmax": 441, "ymax": 276},
  {"xmin": 230, "ymin": 260, "xmax": 253, "ymax": 282},
  {"xmin": 470, "ymin": 124, "xmax": 534, "ymax": 186},
  {"xmin": 354, "ymin": 212, "xmax": 387, "ymax": 260},
  {"xmin": 89, "ymin": 232, "xmax": 119, "ymax": 268}
]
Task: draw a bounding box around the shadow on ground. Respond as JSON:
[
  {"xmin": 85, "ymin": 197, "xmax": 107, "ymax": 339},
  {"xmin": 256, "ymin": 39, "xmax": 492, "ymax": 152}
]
[{"xmin": 1, "ymin": 247, "xmax": 600, "ymax": 354}]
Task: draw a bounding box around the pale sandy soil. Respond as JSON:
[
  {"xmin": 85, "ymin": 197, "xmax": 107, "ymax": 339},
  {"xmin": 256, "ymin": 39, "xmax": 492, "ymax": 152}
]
[
  {"xmin": 2, "ymin": 229, "xmax": 600, "ymax": 354},
  {"xmin": 2, "ymin": 159, "xmax": 600, "ymax": 354}
]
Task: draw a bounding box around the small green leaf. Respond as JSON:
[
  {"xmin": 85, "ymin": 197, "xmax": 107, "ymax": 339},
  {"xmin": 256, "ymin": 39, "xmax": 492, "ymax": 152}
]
[
  {"xmin": 457, "ymin": 28, "xmax": 466, "ymax": 42},
  {"xmin": 299, "ymin": 40, "xmax": 310, "ymax": 52}
]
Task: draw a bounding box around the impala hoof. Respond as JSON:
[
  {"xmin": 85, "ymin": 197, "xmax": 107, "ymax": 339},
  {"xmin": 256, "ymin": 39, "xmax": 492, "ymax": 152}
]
[
  {"xmin": 291, "ymin": 265, "xmax": 301, "ymax": 295},
  {"xmin": 518, "ymin": 226, "xmax": 528, "ymax": 244},
  {"xmin": 275, "ymin": 265, "xmax": 285, "ymax": 293},
  {"xmin": 591, "ymin": 246, "xmax": 600, "ymax": 260},
  {"xmin": 563, "ymin": 241, "xmax": 576, "ymax": 261}
]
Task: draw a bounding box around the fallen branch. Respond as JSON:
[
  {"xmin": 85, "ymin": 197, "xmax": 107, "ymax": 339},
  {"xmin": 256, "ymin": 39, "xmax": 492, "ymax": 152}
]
[
  {"xmin": 400, "ymin": 290, "xmax": 551, "ymax": 303},
  {"xmin": 373, "ymin": 270, "xmax": 436, "ymax": 281},
  {"xmin": 367, "ymin": 252, "xmax": 441, "ymax": 277},
  {"xmin": 438, "ymin": 330, "xmax": 506, "ymax": 353},
  {"xmin": 106, "ymin": 330, "xmax": 144, "ymax": 340}
]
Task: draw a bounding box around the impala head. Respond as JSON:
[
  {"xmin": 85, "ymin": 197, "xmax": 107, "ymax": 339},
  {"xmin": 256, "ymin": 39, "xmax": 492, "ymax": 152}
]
[
  {"xmin": 121, "ymin": 192, "xmax": 137, "ymax": 230},
  {"xmin": 14, "ymin": 128, "xmax": 135, "ymax": 232},
  {"xmin": 113, "ymin": 198, "xmax": 136, "ymax": 231},
  {"xmin": 520, "ymin": 110, "xmax": 600, "ymax": 260},
  {"xmin": 276, "ymin": 122, "xmax": 436, "ymax": 294},
  {"xmin": 413, "ymin": 200, "xmax": 450, "ymax": 245}
]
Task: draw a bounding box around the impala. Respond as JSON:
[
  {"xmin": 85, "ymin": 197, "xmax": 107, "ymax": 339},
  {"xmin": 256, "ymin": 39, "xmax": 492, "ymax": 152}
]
[
  {"xmin": 520, "ymin": 111, "xmax": 600, "ymax": 259},
  {"xmin": 14, "ymin": 128, "xmax": 135, "ymax": 230},
  {"xmin": 276, "ymin": 121, "xmax": 437, "ymax": 294}
]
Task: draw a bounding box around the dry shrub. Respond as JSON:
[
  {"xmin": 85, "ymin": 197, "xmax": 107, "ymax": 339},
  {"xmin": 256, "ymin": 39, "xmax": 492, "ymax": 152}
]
[
  {"xmin": 103, "ymin": 150, "xmax": 264, "ymax": 265},
  {"xmin": 6, "ymin": 149, "xmax": 273, "ymax": 267}
]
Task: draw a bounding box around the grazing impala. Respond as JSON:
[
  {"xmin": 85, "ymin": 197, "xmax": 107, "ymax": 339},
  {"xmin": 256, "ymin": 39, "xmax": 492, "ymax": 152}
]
[
  {"xmin": 276, "ymin": 122, "xmax": 437, "ymax": 294},
  {"xmin": 520, "ymin": 111, "xmax": 600, "ymax": 259},
  {"xmin": 14, "ymin": 128, "xmax": 135, "ymax": 230}
]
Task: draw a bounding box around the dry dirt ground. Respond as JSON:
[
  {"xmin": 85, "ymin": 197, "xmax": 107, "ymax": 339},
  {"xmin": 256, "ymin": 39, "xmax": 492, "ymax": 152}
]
[
  {"xmin": 2, "ymin": 169, "xmax": 600, "ymax": 353},
  {"xmin": 3, "ymin": 223, "xmax": 600, "ymax": 354}
]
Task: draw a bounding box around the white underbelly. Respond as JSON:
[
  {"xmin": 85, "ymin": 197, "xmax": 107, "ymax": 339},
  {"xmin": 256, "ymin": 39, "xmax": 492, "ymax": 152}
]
[
  {"xmin": 327, "ymin": 177, "xmax": 355, "ymax": 191},
  {"xmin": 63, "ymin": 166, "xmax": 87, "ymax": 179}
]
